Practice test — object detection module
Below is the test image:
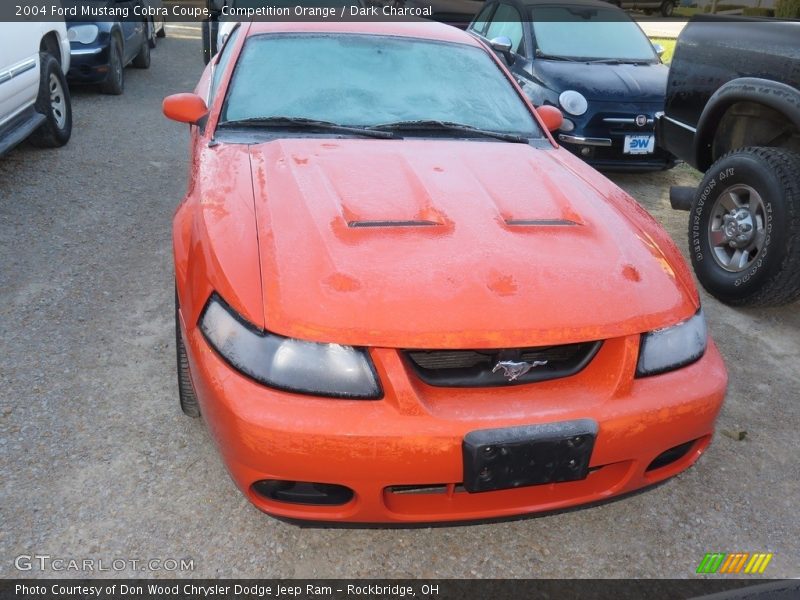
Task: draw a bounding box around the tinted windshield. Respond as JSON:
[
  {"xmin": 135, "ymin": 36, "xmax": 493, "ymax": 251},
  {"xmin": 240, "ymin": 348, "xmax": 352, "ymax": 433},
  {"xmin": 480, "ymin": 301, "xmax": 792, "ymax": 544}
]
[
  {"xmin": 221, "ymin": 34, "xmax": 541, "ymax": 137},
  {"xmin": 531, "ymin": 6, "xmax": 657, "ymax": 62}
]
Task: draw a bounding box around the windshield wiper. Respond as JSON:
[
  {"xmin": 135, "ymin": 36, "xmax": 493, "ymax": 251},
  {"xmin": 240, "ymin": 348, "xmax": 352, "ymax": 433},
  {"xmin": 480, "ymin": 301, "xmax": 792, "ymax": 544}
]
[
  {"xmin": 371, "ymin": 120, "xmax": 529, "ymax": 143},
  {"xmin": 586, "ymin": 58, "xmax": 652, "ymax": 65},
  {"xmin": 218, "ymin": 116, "xmax": 398, "ymax": 139},
  {"xmin": 534, "ymin": 51, "xmax": 583, "ymax": 62}
]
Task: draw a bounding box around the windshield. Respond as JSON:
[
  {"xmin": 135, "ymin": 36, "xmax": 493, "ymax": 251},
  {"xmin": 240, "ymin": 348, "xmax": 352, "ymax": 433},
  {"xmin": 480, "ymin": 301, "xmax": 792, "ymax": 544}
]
[
  {"xmin": 530, "ymin": 6, "xmax": 657, "ymax": 62},
  {"xmin": 221, "ymin": 34, "xmax": 541, "ymax": 137}
]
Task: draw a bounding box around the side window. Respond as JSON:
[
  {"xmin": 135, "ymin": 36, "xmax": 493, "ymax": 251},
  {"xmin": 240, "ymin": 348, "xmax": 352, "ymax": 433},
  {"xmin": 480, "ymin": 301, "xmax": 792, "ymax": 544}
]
[
  {"xmin": 484, "ymin": 4, "xmax": 526, "ymax": 55},
  {"xmin": 470, "ymin": 3, "xmax": 497, "ymax": 37},
  {"xmin": 210, "ymin": 25, "xmax": 240, "ymax": 104}
]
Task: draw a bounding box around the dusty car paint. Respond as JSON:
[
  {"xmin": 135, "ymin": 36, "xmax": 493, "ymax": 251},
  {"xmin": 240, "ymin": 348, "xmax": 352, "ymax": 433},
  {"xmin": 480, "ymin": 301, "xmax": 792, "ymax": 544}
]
[{"xmin": 168, "ymin": 21, "xmax": 726, "ymax": 523}]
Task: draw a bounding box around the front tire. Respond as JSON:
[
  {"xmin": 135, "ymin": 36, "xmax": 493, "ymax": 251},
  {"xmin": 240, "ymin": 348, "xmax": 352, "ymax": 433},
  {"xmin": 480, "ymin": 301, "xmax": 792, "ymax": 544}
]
[
  {"xmin": 156, "ymin": 19, "xmax": 166, "ymax": 38},
  {"xmin": 689, "ymin": 147, "xmax": 800, "ymax": 306},
  {"xmin": 660, "ymin": 0, "xmax": 674, "ymax": 16},
  {"xmin": 175, "ymin": 290, "xmax": 201, "ymax": 418},
  {"xmin": 29, "ymin": 53, "xmax": 72, "ymax": 148},
  {"xmin": 100, "ymin": 36, "xmax": 124, "ymax": 95}
]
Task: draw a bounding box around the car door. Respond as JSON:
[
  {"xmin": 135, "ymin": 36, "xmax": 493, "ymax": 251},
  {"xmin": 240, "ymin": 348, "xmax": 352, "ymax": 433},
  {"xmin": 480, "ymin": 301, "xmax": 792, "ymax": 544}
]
[
  {"xmin": 0, "ymin": 22, "xmax": 40, "ymax": 129},
  {"xmin": 114, "ymin": 0, "xmax": 144, "ymax": 63}
]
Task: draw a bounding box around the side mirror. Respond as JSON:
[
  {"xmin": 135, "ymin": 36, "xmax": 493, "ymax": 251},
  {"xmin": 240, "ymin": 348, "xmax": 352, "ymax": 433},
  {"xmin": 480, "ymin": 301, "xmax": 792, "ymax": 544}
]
[
  {"xmin": 489, "ymin": 36, "xmax": 515, "ymax": 65},
  {"xmin": 163, "ymin": 93, "xmax": 209, "ymax": 125},
  {"xmin": 536, "ymin": 105, "xmax": 563, "ymax": 133},
  {"xmin": 653, "ymin": 43, "xmax": 665, "ymax": 58}
]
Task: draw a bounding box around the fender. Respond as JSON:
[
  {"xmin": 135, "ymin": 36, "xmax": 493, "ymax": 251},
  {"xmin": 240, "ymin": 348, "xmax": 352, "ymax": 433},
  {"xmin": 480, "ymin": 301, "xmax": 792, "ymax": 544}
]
[{"xmin": 695, "ymin": 77, "xmax": 800, "ymax": 171}]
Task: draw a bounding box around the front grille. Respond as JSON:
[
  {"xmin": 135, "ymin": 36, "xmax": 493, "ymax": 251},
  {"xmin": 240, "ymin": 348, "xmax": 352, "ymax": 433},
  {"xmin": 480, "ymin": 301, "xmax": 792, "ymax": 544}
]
[{"xmin": 405, "ymin": 341, "xmax": 602, "ymax": 387}]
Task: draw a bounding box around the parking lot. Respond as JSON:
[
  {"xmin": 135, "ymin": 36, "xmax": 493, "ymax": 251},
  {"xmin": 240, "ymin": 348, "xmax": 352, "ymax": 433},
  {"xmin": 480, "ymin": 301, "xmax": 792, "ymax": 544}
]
[{"xmin": 0, "ymin": 22, "xmax": 798, "ymax": 579}]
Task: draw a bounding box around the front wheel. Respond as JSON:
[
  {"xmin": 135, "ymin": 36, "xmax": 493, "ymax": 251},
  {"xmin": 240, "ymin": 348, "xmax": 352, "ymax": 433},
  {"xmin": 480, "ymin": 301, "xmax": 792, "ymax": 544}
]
[
  {"xmin": 660, "ymin": 0, "xmax": 674, "ymax": 16},
  {"xmin": 175, "ymin": 290, "xmax": 201, "ymax": 418},
  {"xmin": 100, "ymin": 36, "xmax": 124, "ymax": 95},
  {"xmin": 689, "ymin": 147, "xmax": 800, "ymax": 306},
  {"xmin": 29, "ymin": 53, "xmax": 72, "ymax": 148}
]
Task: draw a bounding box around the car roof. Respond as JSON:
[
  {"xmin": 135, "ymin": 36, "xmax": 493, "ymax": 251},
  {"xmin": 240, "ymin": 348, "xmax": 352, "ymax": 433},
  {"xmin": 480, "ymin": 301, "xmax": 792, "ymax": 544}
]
[{"xmin": 245, "ymin": 20, "xmax": 483, "ymax": 47}]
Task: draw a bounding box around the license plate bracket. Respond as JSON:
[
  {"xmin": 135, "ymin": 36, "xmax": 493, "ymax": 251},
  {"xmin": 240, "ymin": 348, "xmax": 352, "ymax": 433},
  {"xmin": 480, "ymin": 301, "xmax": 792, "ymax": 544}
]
[
  {"xmin": 624, "ymin": 134, "xmax": 655, "ymax": 154},
  {"xmin": 462, "ymin": 420, "xmax": 597, "ymax": 493}
]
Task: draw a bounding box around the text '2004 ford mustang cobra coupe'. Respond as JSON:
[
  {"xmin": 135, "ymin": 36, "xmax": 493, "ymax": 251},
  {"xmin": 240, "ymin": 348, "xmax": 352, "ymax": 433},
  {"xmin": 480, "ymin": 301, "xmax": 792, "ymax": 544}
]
[{"xmin": 163, "ymin": 21, "xmax": 727, "ymax": 523}]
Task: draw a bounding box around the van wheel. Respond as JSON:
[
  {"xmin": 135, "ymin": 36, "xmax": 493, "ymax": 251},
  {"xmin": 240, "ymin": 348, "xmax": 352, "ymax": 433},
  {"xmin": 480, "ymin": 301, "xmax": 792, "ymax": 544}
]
[
  {"xmin": 29, "ymin": 53, "xmax": 72, "ymax": 148},
  {"xmin": 689, "ymin": 147, "xmax": 800, "ymax": 306}
]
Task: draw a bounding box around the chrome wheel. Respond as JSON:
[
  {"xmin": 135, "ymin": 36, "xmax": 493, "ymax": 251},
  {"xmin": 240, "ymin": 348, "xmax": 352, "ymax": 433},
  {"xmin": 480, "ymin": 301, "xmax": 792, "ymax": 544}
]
[
  {"xmin": 709, "ymin": 184, "xmax": 767, "ymax": 272},
  {"xmin": 48, "ymin": 73, "xmax": 67, "ymax": 129}
]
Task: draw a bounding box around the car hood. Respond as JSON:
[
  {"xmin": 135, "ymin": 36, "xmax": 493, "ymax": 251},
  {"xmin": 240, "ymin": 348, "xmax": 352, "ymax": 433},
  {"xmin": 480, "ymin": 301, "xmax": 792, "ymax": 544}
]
[
  {"xmin": 532, "ymin": 60, "xmax": 668, "ymax": 103},
  {"xmin": 246, "ymin": 138, "xmax": 695, "ymax": 348}
]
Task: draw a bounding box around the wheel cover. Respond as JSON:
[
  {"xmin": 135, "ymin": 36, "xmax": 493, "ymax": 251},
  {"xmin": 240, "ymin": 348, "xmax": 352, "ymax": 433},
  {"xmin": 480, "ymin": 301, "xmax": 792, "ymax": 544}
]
[
  {"xmin": 48, "ymin": 73, "xmax": 67, "ymax": 128},
  {"xmin": 709, "ymin": 183, "xmax": 767, "ymax": 273}
]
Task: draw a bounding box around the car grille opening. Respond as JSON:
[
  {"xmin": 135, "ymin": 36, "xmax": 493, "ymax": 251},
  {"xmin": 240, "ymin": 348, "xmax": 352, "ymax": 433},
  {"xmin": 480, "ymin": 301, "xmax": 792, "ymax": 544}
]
[
  {"xmin": 386, "ymin": 467, "xmax": 608, "ymax": 496},
  {"xmin": 646, "ymin": 440, "xmax": 697, "ymax": 472},
  {"xmin": 404, "ymin": 341, "xmax": 602, "ymax": 387},
  {"xmin": 251, "ymin": 480, "xmax": 354, "ymax": 506}
]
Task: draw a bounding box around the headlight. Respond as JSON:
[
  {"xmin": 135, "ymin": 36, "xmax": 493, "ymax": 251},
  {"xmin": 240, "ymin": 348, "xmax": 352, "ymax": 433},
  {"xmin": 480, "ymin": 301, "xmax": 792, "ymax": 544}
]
[
  {"xmin": 559, "ymin": 90, "xmax": 588, "ymax": 116},
  {"xmin": 68, "ymin": 25, "xmax": 99, "ymax": 44},
  {"xmin": 200, "ymin": 295, "xmax": 382, "ymax": 399},
  {"xmin": 636, "ymin": 309, "xmax": 707, "ymax": 377}
]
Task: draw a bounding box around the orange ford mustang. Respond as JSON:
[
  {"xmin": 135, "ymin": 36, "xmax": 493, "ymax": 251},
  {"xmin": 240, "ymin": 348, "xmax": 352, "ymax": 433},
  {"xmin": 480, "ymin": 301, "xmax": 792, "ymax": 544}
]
[{"xmin": 164, "ymin": 21, "xmax": 727, "ymax": 523}]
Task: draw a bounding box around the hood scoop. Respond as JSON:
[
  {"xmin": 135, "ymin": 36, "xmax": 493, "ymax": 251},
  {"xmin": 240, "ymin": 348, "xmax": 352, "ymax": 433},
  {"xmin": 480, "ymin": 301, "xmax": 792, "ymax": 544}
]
[
  {"xmin": 505, "ymin": 218, "xmax": 581, "ymax": 227},
  {"xmin": 348, "ymin": 219, "xmax": 441, "ymax": 229}
]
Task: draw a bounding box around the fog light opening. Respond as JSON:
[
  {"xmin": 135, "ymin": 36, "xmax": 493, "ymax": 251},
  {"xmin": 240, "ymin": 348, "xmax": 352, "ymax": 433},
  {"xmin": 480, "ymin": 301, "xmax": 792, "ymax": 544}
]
[
  {"xmin": 251, "ymin": 479, "xmax": 354, "ymax": 506},
  {"xmin": 646, "ymin": 440, "xmax": 696, "ymax": 472}
]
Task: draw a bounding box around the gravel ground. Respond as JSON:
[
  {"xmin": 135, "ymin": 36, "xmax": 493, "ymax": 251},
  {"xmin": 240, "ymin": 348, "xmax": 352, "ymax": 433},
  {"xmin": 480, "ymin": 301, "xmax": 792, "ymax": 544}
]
[{"xmin": 0, "ymin": 24, "xmax": 798, "ymax": 580}]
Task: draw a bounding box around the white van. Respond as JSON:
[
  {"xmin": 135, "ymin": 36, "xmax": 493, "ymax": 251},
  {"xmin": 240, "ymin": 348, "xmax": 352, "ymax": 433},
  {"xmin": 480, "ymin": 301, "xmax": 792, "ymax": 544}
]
[{"xmin": 0, "ymin": 15, "xmax": 73, "ymax": 157}]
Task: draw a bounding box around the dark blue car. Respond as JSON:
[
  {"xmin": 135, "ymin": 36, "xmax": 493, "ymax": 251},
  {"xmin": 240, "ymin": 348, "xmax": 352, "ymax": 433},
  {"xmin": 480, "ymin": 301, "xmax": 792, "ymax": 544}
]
[
  {"xmin": 65, "ymin": 0, "xmax": 155, "ymax": 95},
  {"xmin": 468, "ymin": 0, "xmax": 676, "ymax": 171}
]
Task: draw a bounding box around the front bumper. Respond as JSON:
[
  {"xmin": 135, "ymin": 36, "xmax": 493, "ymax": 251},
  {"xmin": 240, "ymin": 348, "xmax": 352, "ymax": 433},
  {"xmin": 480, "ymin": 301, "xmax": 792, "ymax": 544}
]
[
  {"xmin": 558, "ymin": 107, "xmax": 677, "ymax": 172},
  {"xmin": 181, "ymin": 314, "xmax": 727, "ymax": 523},
  {"xmin": 67, "ymin": 43, "xmax": 111, "ymax": 84}
]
